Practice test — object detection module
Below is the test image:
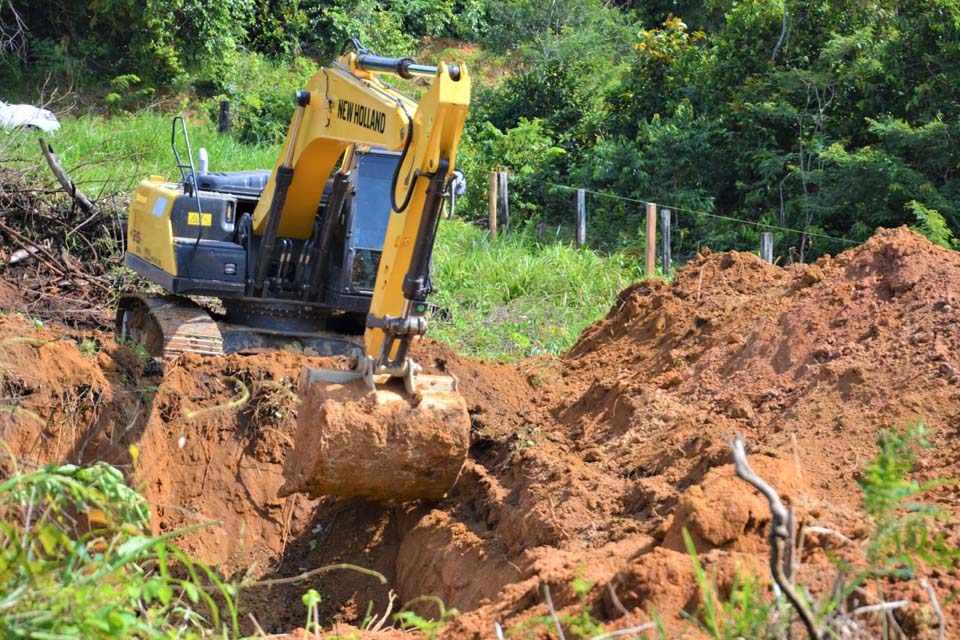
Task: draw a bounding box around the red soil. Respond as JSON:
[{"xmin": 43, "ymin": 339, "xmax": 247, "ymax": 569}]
[{"xmin": 2, "ymin": 226, "xmax": 959, "ymax": 638}]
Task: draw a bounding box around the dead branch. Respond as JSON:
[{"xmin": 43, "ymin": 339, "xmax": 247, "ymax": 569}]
[
  {"xmin": 850, "ymin": 600, "xmax": 908, "ymax": 616},
  {"xmin": 731, "ymin": 433, "xmax": 822, "ymax": 639},
  {"xmin": 39, "ymin": 138, "xmax": 98, "ymax": 215},
  {"xmin": 919, "ymin": 577, "xmax": 945, "ymax": 640},
  {"xmin": 0, "ymin": 220, "xmax": 113, "ymax": 297},
  {"xmin": 0, "ymin": 0, "xmax": 26, "ymax": 62},
  {"xmin": 240, "ymin": 562, "xmax": 387, "ymax": 589},
  {"xmin": 0, "ymin": 221, "xmax": 66, "ymax": 277},
  {"xmin": 543, "ymin": 585, "xmax": 566, "ymax": 640}
]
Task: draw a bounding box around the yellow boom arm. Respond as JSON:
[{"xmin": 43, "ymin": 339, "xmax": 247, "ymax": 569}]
[{"xmin": 254, "ymin": 49, "xmax": 470, "ymax": 370}]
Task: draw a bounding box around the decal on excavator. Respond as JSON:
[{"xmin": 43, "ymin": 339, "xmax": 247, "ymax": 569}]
[{"xmin": 336, "ymin": 99, "xmax": 386, "ymax": 133}]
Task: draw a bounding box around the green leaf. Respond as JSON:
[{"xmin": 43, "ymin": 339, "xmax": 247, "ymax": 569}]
[{"xmin": 183, "ymin": 581, "xmax": 199, "ymax": 603}]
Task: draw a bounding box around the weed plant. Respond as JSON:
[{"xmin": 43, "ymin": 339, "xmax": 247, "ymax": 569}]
[{"xmin": 0, "ymin": 456, "xmax": 235, "ymax": 638}]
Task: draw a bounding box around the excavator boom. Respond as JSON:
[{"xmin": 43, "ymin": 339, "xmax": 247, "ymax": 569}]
[{"xmin": 266, "ymin": 48, "xmax": 472, "ymax": 501}]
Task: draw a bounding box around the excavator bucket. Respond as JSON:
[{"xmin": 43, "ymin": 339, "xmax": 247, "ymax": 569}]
[{"xmin": 279, "ymin": 366, "xmax": 470, "ymax": 501}]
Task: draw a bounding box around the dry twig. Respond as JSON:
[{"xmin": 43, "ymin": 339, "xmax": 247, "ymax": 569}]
[
  {"xmin": 242, "ymin": 562, "xmax": 386, "ymax": 589},
  {"xmin": 920, "ymin": 577, "xmax": 945, "ymax": 640},
  {"xmin": 0, "ymin": 0, "xmax": 26, "ymax": 61},
  {"xmin": 544, "ymin": 584, "xmax": 566, "ymax": 640},
  {"xmin": 731, "ymin": 433, "xmax": 822, "ymax": 639}
]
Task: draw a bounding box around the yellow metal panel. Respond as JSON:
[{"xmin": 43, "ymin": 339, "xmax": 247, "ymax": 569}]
[
  {"xmin": 187, "ymin": 212, "xmax": 212, "ymax": 227},
  {"xmin": 126, "ymin": 179, "xmax": 179, "ymax": 275},
  {"xmin": 364, "ymin": 63, "xmax": 471, "ymax": 360},
  {"xmin": 253, "ymin": 64, "xmax": 415, "ymax": 239}
]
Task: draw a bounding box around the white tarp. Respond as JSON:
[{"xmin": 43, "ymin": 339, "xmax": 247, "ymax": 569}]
[{"xmin": 0, "ymin": 101, "xmax": 60, "ymax": 132}]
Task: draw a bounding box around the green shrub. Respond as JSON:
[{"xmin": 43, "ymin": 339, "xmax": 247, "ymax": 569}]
[
  {"xmin": 208, "ymin": 53, "xmax": 319, "ymax": 145},
  {"xmin": 909, "ymin": 201, "xmax": 958, "ymax": 250},
  {"xmin": 457, "ymin": 118, "xmax": 567, "ymax": 224},
  {"xmin": 858, "ymin": 422, "xmax": 958, "ymax": 578},
  {"xmin": 0, "ymin": 458, "xmax": 236, "ymax": 638}
]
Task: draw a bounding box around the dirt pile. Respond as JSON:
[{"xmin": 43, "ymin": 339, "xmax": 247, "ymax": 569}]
[
  {"xmin": 2, "ymin": 226, "xmax": 959, "ymax": 637},
  {"xmin": 444, "ymin": 226, "xmax": 960, "ymax": 636}
]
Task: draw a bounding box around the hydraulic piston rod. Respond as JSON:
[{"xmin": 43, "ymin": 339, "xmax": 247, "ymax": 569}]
[{"xmin": 356, "ymin": 53, "xmax": 462, "ymax": 81}]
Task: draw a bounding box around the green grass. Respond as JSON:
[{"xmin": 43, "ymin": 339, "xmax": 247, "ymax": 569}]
[
  {"xmin": 430, "ymin": 220, "xmax": 635, "ymax": 361},
  {"xmin": 1, "ymin": 110, "xmax": 280, "ymax": 196}
]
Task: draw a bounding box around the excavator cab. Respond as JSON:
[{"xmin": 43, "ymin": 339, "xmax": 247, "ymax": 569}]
[
  {"xmin": 187, "ymin": 145, "xmax": 400, "ymax": 305},
  {"xmin": 119, "ymin": 128, "xmax": 407, "ymax": 357}
]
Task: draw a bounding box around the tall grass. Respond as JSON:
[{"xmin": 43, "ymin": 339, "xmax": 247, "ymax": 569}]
[
  {"xmin": 1, "ymin": 111, "xmax": 279, "ymax": 196},
  {"xmin": 430, "ymin": 220, "xmax": 635, "ymax": 360}
]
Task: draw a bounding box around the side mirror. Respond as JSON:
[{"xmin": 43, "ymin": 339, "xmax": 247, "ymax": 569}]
[{"xmin": 451, "ymin": 169, "xmax": 466, "ymax": 196}]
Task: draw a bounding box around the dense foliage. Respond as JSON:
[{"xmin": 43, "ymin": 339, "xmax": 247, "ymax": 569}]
[
  {"xmin": 0, "ymin": 459, "xmax": 236, "ymax": 638},
  {"xmin": 2, "ymin": 0, "xmax": 958, "ymax": 259}
]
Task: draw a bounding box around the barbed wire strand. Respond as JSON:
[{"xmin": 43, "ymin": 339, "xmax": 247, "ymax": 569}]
[{"xmin": 546, "ymin": 182, "xmax": 858, "ymax": 246}]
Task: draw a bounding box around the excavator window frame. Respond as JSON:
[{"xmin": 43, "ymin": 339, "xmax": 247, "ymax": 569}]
[{"xmin": 332, "ymin": 147, "xmax": 402, "ymax": 297}]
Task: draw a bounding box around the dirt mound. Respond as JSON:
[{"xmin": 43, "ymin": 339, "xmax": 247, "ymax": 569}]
[
  {"xmin": 3, "ymin": 226, "xmax": 960, "ymax": 636},
  {"xmin": 446, "ymin": 227, "xmax": 960, "ymax": 635}
]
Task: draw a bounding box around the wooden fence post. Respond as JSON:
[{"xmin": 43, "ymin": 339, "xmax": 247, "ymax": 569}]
[
  {"xmin": 218, "ymin": 100, "xmax": 231, "ymax": 134},
  {"xmin": 488, "ymin": 171, "xmax": 498, "ymax": 238},
  {"xmin": 497, "ymin": 170, "xmax": 509, "ymax": 232},
  {"xmin": 761, "ymin": 232, "xmax": 773, "ymax": 263},
  {"xmin": 660, "ymin": 208, "xmax": 671, "ymax": 274},
  {"xmin": 645, "ymin": 202, "xmax": 657, "ymax": 276},
  {"xmin": 575, "ymin": 188, "xmax": 586, "ymax": 248}
]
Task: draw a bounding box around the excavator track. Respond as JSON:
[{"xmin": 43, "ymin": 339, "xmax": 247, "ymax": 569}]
[
  {"xmin": 116, "ymin": 294, "xmax": 224, "ymax": 359},
  {"xmin": 116, "ymin": 294, "xmax": 364, "ymax": 359}
]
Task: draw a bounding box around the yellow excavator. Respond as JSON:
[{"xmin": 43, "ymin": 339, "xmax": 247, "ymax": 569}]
[{"xmin": 119, "ymin": 42, "xmax": 471, "ymax": 501}]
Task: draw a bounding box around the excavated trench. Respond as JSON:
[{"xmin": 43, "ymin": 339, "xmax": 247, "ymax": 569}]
[{"xmin": 3, "ymin": 226, "xmax": 960, "ymax": 637}]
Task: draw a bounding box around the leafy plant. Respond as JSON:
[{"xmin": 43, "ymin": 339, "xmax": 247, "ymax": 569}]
[
  {"xmin": 0, "ymin": 458, "xmax": 236, "ymax": 638},
  {"xmin": 302, "ymin": 588, "xmax": 323, "ymax": 635},
  {"xmin": 908, "ymin": 201, "xmax": 958, "ymax": 250},
  {"xmin": 105, "ymin": 74, "xmax": 156, "ymax": 113},
  {"xmin": 78, "ymin": 338, "xmax": 99, "ymax": 357},
  {"xmin": 857, "ymin": 422, "xmax": 958, "ymax": 578},
  {"xmin": 118, "ymin": 336, "xmax": 151, "ymax": 365}
]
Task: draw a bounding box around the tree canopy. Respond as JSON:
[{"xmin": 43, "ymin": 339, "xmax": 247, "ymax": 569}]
[{"xmin": 2, "ymin": 0, "xmax": 958, "ymax": 258}]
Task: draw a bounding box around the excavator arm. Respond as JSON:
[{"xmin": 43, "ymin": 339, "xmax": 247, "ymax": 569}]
[
  {"xmin": 253, "ymin": 47, "xmax": 470, "ymax": 373},
  {"xmin": 272, "ymin": 46, "xmax": 474, "ymax": 501}
]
